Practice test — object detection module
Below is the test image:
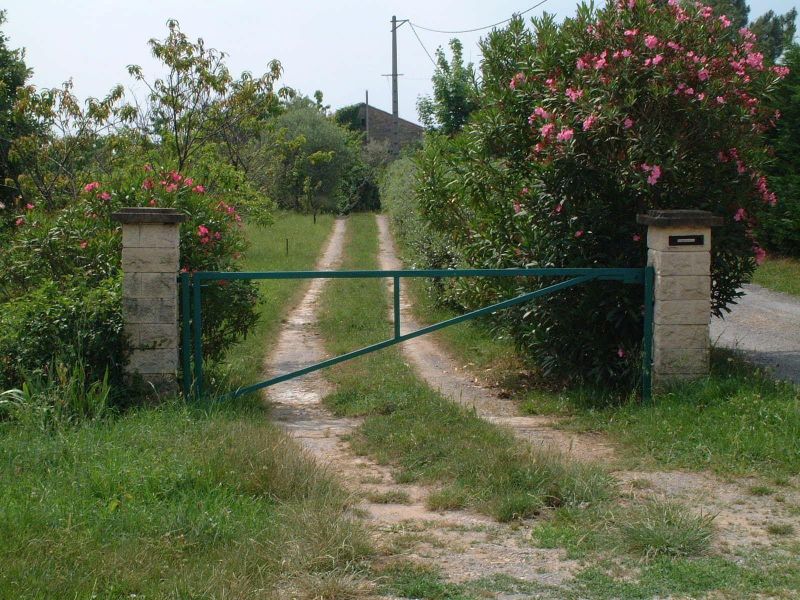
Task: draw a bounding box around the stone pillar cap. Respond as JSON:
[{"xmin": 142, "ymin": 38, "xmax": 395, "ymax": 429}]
[
  {"xmin": 112, "ymin": 207, "xmax": 188, "ymax": 224},
  {"xmin": 636, "ymin": 210, "xmax": 724, "ymax": 227}
]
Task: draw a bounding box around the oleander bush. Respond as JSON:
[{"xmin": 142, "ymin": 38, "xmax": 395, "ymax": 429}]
[{"xmin": 415, "ymin": 0, "xmax": 789, "ymax": 388}]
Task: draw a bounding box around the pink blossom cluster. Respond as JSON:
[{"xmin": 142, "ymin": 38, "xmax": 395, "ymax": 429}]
[{"xmin": 640, "ymin": 163, "xmax": 662, "ymax": 185}]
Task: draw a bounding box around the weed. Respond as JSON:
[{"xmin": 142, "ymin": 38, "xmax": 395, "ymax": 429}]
[
  {"xmin": 766, "ymin": 523, "xmax": 795, "ymax": 536},
  {"xmin": 619, "ymin": 501, "xmax": 715, "ymax": 559},
  {"xmin": 365, "ymin": 490, "xmax": 411, "ymax": 504},
  {"xmin": 750, "ymin": 485, "xmax": 774, "ymax": 496}
]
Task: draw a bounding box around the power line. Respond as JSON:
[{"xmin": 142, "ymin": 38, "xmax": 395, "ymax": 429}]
[
  {"xmin": 410, "ymin": 0, "xmax": 550, "ymax": 35},
  {"xmin": 408, "ymin": 22, "xmax": 438, "ymax": 68}
]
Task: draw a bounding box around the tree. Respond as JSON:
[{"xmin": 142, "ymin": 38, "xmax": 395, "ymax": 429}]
[
  {"xmin": 416, "ymin": 38, "xmax": 479, "ymax": 135},
  {"xmin": 0, "ymin": 11, "xmax": 34, "ymax": 227},
  {"xmin": 128, "ymin": 19, "xmax": 290, "ymax": 171},
  {"xmin": 710, "ymin": 0, "xmax": 796, "ymax": 62}
]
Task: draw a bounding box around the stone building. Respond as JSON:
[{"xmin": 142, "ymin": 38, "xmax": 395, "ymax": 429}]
[{"xmin": 347, "ymin": 103, "xmax": 424, "ymax": 151}]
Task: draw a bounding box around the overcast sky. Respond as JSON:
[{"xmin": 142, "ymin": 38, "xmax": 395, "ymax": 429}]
[{"xmin": 3, "ymin": 0, "xmax": 795, "ymax": 125}]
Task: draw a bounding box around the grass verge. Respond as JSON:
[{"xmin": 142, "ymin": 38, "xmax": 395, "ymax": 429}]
[
  {"xmin": 753, "ymin": 255, "xmax": 800, "ymax": 297},
  {"xmin": 0, "ymin": 212, "xmax": 371, "ymax": 598},
  {"xmin": 317, "ymin": 213, "xmax": 611, "ymax": 522}
]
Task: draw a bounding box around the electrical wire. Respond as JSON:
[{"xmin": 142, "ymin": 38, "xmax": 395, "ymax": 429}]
[
  {"xmin": 408, "ymin": 22, "xmax": 438, "ymax": 68},
  {"xmin": 410, "ymin": 0, "xmax": 550, "ymax": 34}
]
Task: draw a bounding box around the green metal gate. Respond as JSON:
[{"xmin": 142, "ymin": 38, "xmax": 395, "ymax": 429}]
[{"xmin": 181, "ymin": 267, "xmax": 655, "ymax": 402}]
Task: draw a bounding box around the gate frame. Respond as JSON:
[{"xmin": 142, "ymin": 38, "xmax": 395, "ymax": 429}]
[{"xmin": 181, "ymin": 267, "xmax": 655, "ymax": 402}]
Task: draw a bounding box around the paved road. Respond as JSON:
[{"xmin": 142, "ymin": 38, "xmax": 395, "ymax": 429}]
[{"xmin": 711, "ymin": 284, "xmax": 800, "ymax": 384}]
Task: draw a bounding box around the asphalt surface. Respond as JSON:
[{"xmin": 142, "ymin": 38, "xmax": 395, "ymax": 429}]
[{"xmin": 711, "ymin": 284, "xmax": 800, "ymax": 384}]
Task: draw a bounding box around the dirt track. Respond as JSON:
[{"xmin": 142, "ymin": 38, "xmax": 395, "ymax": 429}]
[
  {"xmin": 260, "ymin": 215, "xmax": 798, "ymax": 595},
  {"xmin": 712, "ymin": 283, "xmax": 800, "ymax": 383}
]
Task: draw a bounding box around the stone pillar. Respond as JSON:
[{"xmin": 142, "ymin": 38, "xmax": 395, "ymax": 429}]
[
  {"xmin": 112, "ymin": 208, "xmax": 187, "ymax": 393},
  {"xmin": 636, "ymin": 210, "xmax": 723, "ymax": 386}
]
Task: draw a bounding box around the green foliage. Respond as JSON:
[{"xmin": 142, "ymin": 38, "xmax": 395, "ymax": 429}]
[
  {"xmin": 415, "ymin": 2, "xmax": 787, "ymax": 388},
  {"xmin": 0, "ymin": 10, "xmax": 34, "ymax": 232},
  {"xmin": 710, "ymin": 1, "xmax": 796, "ymax": 62},
  {"xmin": 417, "ymin": 39, "xmax": 479, "ymax": 135},
  {"xmin": 127, "ymin": 19, "xmax": 290, "ymax": 172},
  {"xmin": 1, "ymin": 361, "xmax": 112, "ymax": 430},
  {"xmin": 760, "ymin": 43, "xmax": 800, "ymax": 256},
  {"xmin": 750, "ymin": 8, "xmax": 797, "ymax": 64},
  {"xmin": 250, "ymin": 103, "xmax": 373, "ymax": 214},
  {"xmin": 333, "ymin": 103, "xmax": 363, "ymax": 131},
  {"xmin": 0, "ymin": 278, "xmax": 125, "ymax": 391}
]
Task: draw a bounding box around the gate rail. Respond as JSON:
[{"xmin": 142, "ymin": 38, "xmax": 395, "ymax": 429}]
[{"xmin": 181, "ymin": 267, "xmax": 655, "ymax": 402}]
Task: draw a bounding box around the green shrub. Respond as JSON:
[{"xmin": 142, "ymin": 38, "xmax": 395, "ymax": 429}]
[
  {"xmin": 0, "ymin": 278, "xmax": 125, "ymax": 390},
  {"xmin": 415, "ymin": 2, "xmax": 788, "ymax": 388},
  {"xmin": 1, "ymin": 163, "xmax": 262, "ymax": 387}
]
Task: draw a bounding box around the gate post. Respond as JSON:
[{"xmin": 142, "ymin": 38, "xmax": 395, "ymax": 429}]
[
  {"xmin": 112, "ymin": 207, "xmax": 187, "ymax": 394},
  {"xmin": 636, "ymin": 210, "xmax": 723, "ymax": 388}
]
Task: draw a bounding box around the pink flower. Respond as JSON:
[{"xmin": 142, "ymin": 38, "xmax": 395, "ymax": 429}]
[
  {"xmin": 754, "ymin": 245, "xmax": 766, "ymax": 265},
  {"xmin": 143, "ymin": 164, "xmax": 153, "ymax": 172},
  {"xmin": 624, "ymin": 29, "xmax": 638, "ymax": 37},
  {"xmin": 641, "ymin": 163, "xmax": 662, "ymax": 185},
  {"xmin": 540, "ymin": 123, "xmax": 556, "ymax": 138},
  {"xmin": 79, "ymin": 240, "xmax": 88, "ymax": 249},
  {"xmin": 644, "ymin": 35, "xmax": 659, "ymax": 49},
  {"xmin": 198, "ymin": 225, "xmax": 209, "ymax": 236},
  {"xmin": 772, "ymin": 65, "xmax": 790, "ymax": 78},
  {"xmin": 622, "ymin": 49, "xmax": 632, "ymax": 58},
  {"xmin": 632, "ymin": 233, "xmax": 641, "ymax": 242},
  {"xmin": 165, "ymin": 183, "xmax": 178, "ymax": 193},
  {"xmin": 214, "ymin": 232, "xmax": 221, "ymax": 240},
  {"xmin": 83, "ymin": 181, "xmax": 100, "ymax": 193},
  {"xmin": 15, "ymin": 217, "xmax": 24, "ymax": 226},
  {"xmin": 623, "ymin": 117, "xmax": 634, "ymax": 129},
  {"xmin": 192, "ymin": 185, "xmax": 206, "ymax": 194},
  {"xmin": 733, "ymin": 208, "xmax": 747, "ymax": 222},
  {"xmin": 170, "ymin": 171, "xmax": 182, "ymax": 183},
  {"xmin": 142, "ymin": 179, "xmax": 154, "ymax": 191},
  {"xmin": 513, "ymin": 201, "xmax": 522, "ymax": 214},
  {"xmin": 509, "ymin": 72, "xmax": 526, "ymax": 89},
  {"xmin": 698, "ymin": 68, "xmax": 709, "ymax": 81},
  {"xmin": 745, "ymin": 52, "xmax": 764, "ymax": 70},
  {"xmin": 25, "ymin": 203, "xmax": 34, "ymax": 210},
  {"xmin": 666, "ymin": 41, "xmax": 682, "ymax": 51},
  {"xmin": 529, "ymin": 107, "xmax": 550, "ymax": 125},
  {"xmin": 545, "ymin": 78, "xmax": 558, "ymax": 91},
  {"xmin": 719, "ymin": 15, "xmax": 732, "ymax": 28},
  {"xmin": 100, "ymin": 191, "xmax": 111, "ymax": 201},
  {"xmin": 716, "ymin": 95, "xmax": 725, "ymax": 104},
  {"xmin": 556, "ymin": 127, "xmax": 574, "ymax": 142},
  {"xmin": 582, "ymin": 115, "xmax": 597, "ymax": 131},
  {"xmin": 651, "ymin": 54, "xmax": 663, "ymax": 65},
  {"xmin": 148, "ymin": 198, "xmax": 158, "ymax": 207},
  {"xmin": 575, "ymin": 230, "xmax": 584, "ymax": 238},
  {"xmin": 184, "ymin": 178, "xmax": 194, "ymax": 187},
  {"xmin": 617, "ymin": 348, "xmax": 626, "ymax": 358},
  {"xmin": 576, "ymin": 57, "xmax": 589, "ymax": 70},
  {"xmin": 565, "ymin": 87, "xmax": 584, "ymax": 102}
]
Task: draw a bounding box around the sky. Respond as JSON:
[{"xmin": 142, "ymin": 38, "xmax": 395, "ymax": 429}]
[{"xmin": 3, "ymin": 0, "xmax": 796, "ymax": 125}]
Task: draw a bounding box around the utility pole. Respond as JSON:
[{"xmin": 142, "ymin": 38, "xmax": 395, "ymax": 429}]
[{"xmin": 390, "ymin": 15, "xmax": 408, "ymax": 155}]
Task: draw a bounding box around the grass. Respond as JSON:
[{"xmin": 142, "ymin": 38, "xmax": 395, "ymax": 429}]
[
  {"xmin": 211, "ymin": 212, "xmax": 336, "ymax": 395},
  {"xmin": 547, "ymin": 351, "xmax": 800, "ymax": 478},
  {"xmin": 0, "ymin": 212, "xmax": 372, "ymax": 597},
  {"xmin": 317, "ymin": 214, "xmax": 612, "ymax": 522},
  {"xmin": 753, "ymin": 255, "xmax": 800, "ymax": 297}
]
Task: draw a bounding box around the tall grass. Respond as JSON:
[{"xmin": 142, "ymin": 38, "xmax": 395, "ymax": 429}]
[{"xmin": 0, "ymin": 212, "xmax": 371, "ymax": 597}]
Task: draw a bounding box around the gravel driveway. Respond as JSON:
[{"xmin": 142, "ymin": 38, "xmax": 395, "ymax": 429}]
[{"xmin": 711, "ymin": 284, "xmax": 800, "ymax": 383}]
